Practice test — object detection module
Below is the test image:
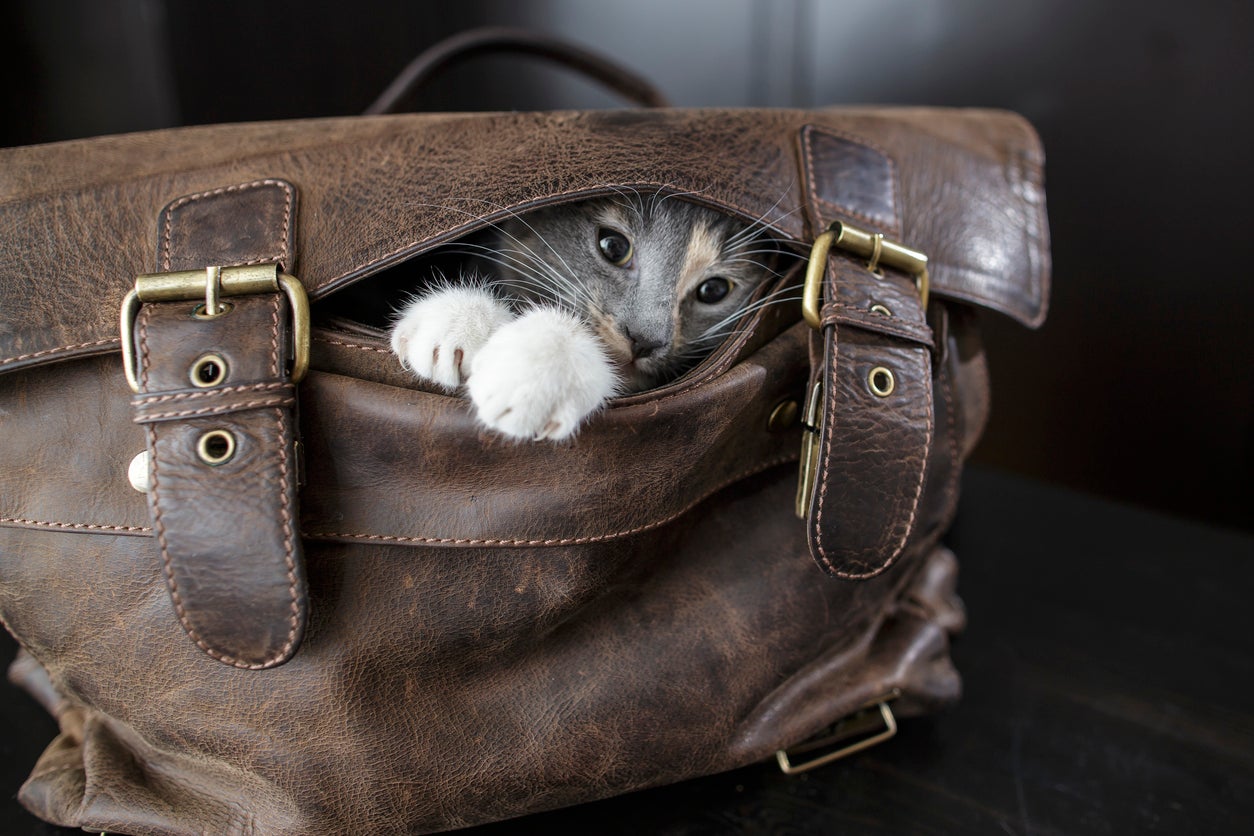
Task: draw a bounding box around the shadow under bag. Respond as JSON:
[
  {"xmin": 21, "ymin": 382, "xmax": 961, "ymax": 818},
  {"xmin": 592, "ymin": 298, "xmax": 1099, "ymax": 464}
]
[{"xmin": 0, "ymin": 83, "xmax": 1049, "ymax": 833}]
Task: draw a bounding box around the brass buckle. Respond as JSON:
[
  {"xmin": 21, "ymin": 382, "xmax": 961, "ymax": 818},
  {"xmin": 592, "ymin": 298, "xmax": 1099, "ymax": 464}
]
[
  {"xmin": 119, "ymin": 264, "xmax": 310, "ymax": 393},
  {"xmin": 776, "ymin": 699, "xmax": 898, "ymax": 775},
  {"xmin": 795, "ymin": 223, "xmax": 929, "ymax": 516},
  {"xmin": 795, "ymin": 375, "xmax": 825, "ymax": 518},
  {"xmin": 801, "ymin": 221, "xmax": 929, "ymax": 329}
]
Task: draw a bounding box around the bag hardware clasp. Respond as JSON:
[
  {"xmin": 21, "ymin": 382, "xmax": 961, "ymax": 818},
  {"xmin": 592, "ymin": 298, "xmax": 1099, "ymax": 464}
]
[
  {"xmin": 119, "ymin": 263, "xmax": 310, "ymax": 393},
  {"xmin": 801, "ymin": 221, "xmax": 930, "ymax": 329},
  {"xmin": 775, "ymin": 697, "xmax": 899, "ymax": 775}
]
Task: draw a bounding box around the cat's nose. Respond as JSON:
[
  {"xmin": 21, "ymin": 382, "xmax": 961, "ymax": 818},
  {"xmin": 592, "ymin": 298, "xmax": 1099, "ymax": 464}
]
[{"xmin": 626, "ymin": 329, "xmax": 665, "ymax": 360}]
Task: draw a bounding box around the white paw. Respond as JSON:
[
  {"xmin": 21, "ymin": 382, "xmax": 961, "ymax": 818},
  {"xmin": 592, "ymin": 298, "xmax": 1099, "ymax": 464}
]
[
  {"xmin": 467, "ymin": 308, "xmax": 618, "ymax": 441},
  {"xmin": 390, "ymin": 286, "xmax": 514, "ymax": 388}
]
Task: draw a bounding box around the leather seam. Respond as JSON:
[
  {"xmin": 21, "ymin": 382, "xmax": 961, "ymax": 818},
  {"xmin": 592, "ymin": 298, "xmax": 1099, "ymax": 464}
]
[
  {"xmin": 305, "ymin": 453, "xmax": 799, "ymax": 547},
  {"xmin": 811, "ymin": 330, "xmax": 839, "ymax": 574},
  {"xmin": 160, "ymin": 178, "xmax": 294, "ymax": 272},
  {"xmin": 268, "ymin": 293, "xmax": 281, "ymax": 378},
  {"xmin": 313, "ymin": 335, "xmax": 392, "ymax": 354},
  {"xmin": 133, "ymin": 382, "xmax": 292, "ymax": 405},
  {"xmin": 0, "ymin": 517, "xmax": 152, "ymax": 533},
  {"xmin": 135, "ymin": 395, "xmax": 296, "ymax": 421},
  {"xmin": 830, "ymin": 349, "xmax": 935, "ymax": 579},
  {"xmin": 940, "ymin": 356, "xmax": 962, "ymax": 517},
  {"xmin": 820, "ymin": 303, "xmax": 932, "ymax": 344},
  {"xmin": 811, "ymin": 336, "xmax": 934, "ymax": 579},
  {"xmin": 261, "ymin": 292, "xmax": 300, "ymax": 668},
  {"xmin": 801, "ymin": 125, "xmax": 902, "ymax": 237},
  {"xmin": 1, "ymin": 337, "xmax": 119, "ymax": 366},
  {"xmin": 148, "ymin": 421, "xmax": 269, "ymax": 671},
  {"xmin": 273, "ymin": 405, "xmax": 302, "ymax": 667}
]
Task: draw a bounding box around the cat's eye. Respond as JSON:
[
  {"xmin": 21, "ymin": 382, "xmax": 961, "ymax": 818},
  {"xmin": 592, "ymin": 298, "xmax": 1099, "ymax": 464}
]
[
  {"xmin": 695, "ymin": 277, "xmax": 732, "ymax": 304},
  {"xmin": 597, "ymin": 228, "xmax": 633, "ymax": 267}
]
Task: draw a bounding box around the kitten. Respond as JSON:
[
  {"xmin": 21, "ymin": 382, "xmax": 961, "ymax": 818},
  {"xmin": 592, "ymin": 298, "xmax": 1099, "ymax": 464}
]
[{"xmin": 390, "ymin": 196, "xmax": 783, "ymax": 440}]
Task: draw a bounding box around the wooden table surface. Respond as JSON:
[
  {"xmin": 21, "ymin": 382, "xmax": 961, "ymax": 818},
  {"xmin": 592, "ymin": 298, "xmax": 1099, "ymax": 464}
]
[{"xmin": 4, "ymin": 467, "xmax": 1251, "ymax": 834}]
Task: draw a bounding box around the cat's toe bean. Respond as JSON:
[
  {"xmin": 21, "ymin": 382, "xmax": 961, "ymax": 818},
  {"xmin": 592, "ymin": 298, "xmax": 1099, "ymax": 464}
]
[{"xmin": 390, "ymin": 286, "xmax": 514, "ymax": 389}]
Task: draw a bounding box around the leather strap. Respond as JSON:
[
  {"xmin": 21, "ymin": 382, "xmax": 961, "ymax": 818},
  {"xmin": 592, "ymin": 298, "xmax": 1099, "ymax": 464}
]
[
  {"xmin": 130, "ymin": 179, "xmax": 307, "ymax": 669},
  {"xmin": 365, "ymin": 26, "xmax": 671, "ymax": 114},
  {"xmin": 799, "ymin": 126, "xmax": 936, "ymax": 578}
]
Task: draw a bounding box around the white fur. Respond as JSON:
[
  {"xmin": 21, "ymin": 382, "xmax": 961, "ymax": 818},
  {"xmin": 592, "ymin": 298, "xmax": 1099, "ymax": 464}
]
[
  {"xmin": 392, "ymin": 289, "xmax": 616, "ymax": 440},
  {"xmin": 390, "ymin": 286, "xmax": 514, "ymax": 388},
  {"xmin": 466, "ymin": 308, "xmax": 617, "ymax": 441}
]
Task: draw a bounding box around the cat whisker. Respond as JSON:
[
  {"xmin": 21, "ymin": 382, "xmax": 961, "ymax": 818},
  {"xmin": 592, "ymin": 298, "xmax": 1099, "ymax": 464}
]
[
  {"xmin": 443, "ymin": 241, "xmax": 605, "ymax": 319},
  {"xmin": 601, "ymin": 185, "xmax": 647, "ymax": 225},
  {"xmin": 725, "ymin": 187, "xmax": 802, "ymax": 247},
  {"xmin": 692, "ymin": 289, "xmax": 804, "ymax": 342}
]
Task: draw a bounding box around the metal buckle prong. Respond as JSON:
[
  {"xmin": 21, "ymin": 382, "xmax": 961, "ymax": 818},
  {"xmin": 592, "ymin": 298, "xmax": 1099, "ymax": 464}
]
[
  {"xmin": 119, "ymin": 263, "xmax": 310, "ymax": 393},
  {"xmin": 801, "ymin": 222, "xmax": 930, "ymax": 329}
]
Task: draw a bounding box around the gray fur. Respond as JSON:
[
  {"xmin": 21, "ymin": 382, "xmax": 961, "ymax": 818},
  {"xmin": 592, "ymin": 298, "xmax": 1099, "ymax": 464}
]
[{"xmin": 467, "ymin": 194, "xmax": 783, "ymax": 391}]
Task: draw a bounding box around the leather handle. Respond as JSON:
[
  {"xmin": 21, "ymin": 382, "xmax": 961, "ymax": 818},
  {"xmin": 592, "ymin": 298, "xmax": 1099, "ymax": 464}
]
[{"xmin": 364, "ymin": 26, "xmax": 671, "ymax": 114}]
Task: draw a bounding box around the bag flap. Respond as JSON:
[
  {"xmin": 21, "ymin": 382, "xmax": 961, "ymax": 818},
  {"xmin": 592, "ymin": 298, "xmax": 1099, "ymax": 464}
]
[{"xmin": 0, "ymin": 107, "xmax": 1049, "ymax": 375}]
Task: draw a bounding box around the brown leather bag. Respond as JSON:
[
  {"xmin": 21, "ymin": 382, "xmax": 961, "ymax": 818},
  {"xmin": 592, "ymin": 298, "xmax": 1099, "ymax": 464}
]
[{"xmin": 0, "ymin": 31, "xmax": 1049, "ymax": 835}]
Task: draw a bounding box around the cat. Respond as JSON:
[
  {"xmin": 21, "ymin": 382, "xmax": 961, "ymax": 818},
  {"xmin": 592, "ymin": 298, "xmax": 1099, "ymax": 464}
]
[{"xmin": 390, "ymin": 194, "xmax": 787, "ymax": 441}]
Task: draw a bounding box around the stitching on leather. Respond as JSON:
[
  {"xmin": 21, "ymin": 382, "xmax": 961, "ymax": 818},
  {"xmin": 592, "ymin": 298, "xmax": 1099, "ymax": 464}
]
[
  {"xmin": 268, "ymin": 293, "xmax": 281, "ymax": 378},
  {"xmin": 273, "ymin": 405, "xmax": 301, "ymax": 667},
  {"xmin": 161, "ymin": 179, "xmax": 294, "ymax": 271},
  {"xmin": 851, "ymin": 348, "xmax": 934, "ymax": 580},
  {"xmin": 821, "ymin": 303, "xmax": 933, "ymax": 344},
  {"xmin": 940, "ymin": 355, "xmax": 962, "ymax": 518},
  {"xmin": 811, "ymin": 336, "xmax": 935, "ymax": 579},
  {"xmin": 266, "ymin": 291, "xmax": 301, "ymax": 668},
  {"xmin": 138, "ymin": 306, "xmax": 152, "ymax": 389},
  {"xmin": 811, "ymin": 331, "xmax": 839, "ymax": 574},
  {"xmin": 0, "ymin": 517, "xmax": 151, "ymax": 533},
  {"xmin": 2, "ymin": 338, "xmax": 119, "ymax": 366},
  {"xmin": 133, "ymin": 382, "xmax": 291, "ymax": 405},
  {"xmin": 305, "ymin": 453, "xmax": 799, "ymax": 548},
  {"xmin": 148, "ymin": 420, "xmax": 253, "ymax": 668},
  {"xmin": 801, "ymin": 126, "xmax": 901, "ymax": 236},
  {"xmin": 136, "ymin": 395, "xmax": 295, "ymax": 421},
  {"xmin": 314, "ymin": 335, "xmax": 392, "ymax": 354}
]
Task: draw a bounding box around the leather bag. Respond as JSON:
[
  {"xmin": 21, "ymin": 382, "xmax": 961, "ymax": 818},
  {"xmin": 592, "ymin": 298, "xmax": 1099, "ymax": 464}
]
[{"xmin": 0, "ymin": 30, "xmax": 1050, "ymax": 835}]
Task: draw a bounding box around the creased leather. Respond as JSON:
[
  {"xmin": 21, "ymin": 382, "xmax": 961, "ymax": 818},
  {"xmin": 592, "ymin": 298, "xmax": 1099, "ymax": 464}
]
[
  {"xmin": 0, "ymin": 108, "xmax": 1048, "ymax": 378},
  {"xmin": 0, "ymin": 106, "xmax": 1051, "ymax": 835},
  {"xmin": 804, "ymin": 252, "xmax": 935, "ymax": 578},
  {"xmin": 127, "ymin": 181, "xmax": 308, "ymax": 669}
]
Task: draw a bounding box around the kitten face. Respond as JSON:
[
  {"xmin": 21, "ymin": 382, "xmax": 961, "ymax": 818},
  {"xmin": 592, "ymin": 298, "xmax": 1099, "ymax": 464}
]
[{"xmin": 491, "ymin": 196, "xmax": 778, "ymax": 391}]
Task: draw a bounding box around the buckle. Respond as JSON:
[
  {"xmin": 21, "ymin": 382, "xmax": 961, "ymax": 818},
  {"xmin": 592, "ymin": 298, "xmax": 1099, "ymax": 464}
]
[
  {"xmin": 775, "ymin": 699, "xmax": 898, "ymax": 775},
  {"xmin": 801, "ymin": 221, "xmax": 929, "ymax": 329},
  {"xmin": 119, "ymin": 263, "xmax": 310, "ymax": 393},
  {"xmin": 795, "ymin": 374, "xmax": 825, "ymax": 518}
]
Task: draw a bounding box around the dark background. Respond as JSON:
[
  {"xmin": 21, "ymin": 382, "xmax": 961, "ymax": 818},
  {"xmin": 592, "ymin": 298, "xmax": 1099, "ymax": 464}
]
[{"xmin": 1, "ymin": 0, "xmax": 1250, "ymax": 531}]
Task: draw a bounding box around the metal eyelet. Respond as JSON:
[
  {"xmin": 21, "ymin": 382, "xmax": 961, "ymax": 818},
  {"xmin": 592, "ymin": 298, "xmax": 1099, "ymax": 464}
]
[
  {"xmin": 196, "ymin": 430, "xmax": 236, "ymax": 466},
  {"xmin": 870, "ymin": 303, "xmax": 892, "ymax": 317},
  {"xmin": 189, "ymin": 353, "xmax": 228, "ymax": 388},
  {"xmin": 191, "ymin": 301, "xmax": 234, "ymax": 320},
  {"xmin": 868, "ymin": 366, "xmax": 896, "ymax": 398}
]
